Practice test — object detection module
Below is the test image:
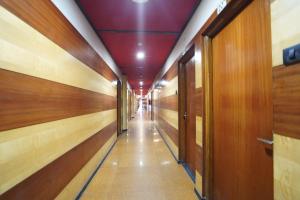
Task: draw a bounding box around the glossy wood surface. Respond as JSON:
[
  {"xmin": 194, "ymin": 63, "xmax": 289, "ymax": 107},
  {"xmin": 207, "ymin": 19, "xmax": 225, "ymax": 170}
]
[
  {"xmin": 0, "ymin": 69, "xmax": 116, "ymax": 131},
  {"xmin": 195, "ymin": 87, "xmax": 203, "ymax": 116},
  {"xmin": 212, "ymin": 1, "xmax": 273, "ymax": 199},
  {"xmin": 0, "ymin": 0, "xmax": 118, "ymax": 82},
  {"xmin": 0, "ymin": 121, "xmax": 117, "ymax": 200},
  {"xmin": 158, "ymin": 116, "xmax": 178, "ymax": 146},
  {"xmin": 273, "ymin": 64, "xmax": 300, "ymax": 139},
  {"xmin": 159, "ymin": 95, "xmax": 178, "ymax": 111},
  {"xmin": 185, "ymin": 56, "xmax": 196, "ymax": 174}
]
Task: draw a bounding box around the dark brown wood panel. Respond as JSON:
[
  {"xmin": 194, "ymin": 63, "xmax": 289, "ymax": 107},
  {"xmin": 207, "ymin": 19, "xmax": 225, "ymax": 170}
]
[
  {"xmin": 0, "ymin": 69, "xmax": 116, "ymax": 131},
  {"xmin": 162, "ymin": 62, "xmax": 178, "ymax": 81},
  {"xmin": 212, "ymin": 1, "xmax": 273, "ymax": 199},
  {"xmin": 185, "ymin": 53, "xmax": 196, "ymax": 175},
  {"xmin": 273, "ymin": 63, "xmax": 300, "ymax": 139},
  {"xmin": 157, "ymin": 116, "xmax": 178, "ymax": 146},
  {"xmin": 0, "ymin": 0, "xmax": 118, "ymax": 81},
  {"xmin": 195, "ymin": 87, "xmax": 203, "ymax": 116},
  {"xmin": 195, "ymin": 144, "xmax": 203, "ymax": 175},
  {"xmin": 0, "ymin": 121, "xmax": 117, "ymax": 200},
  {"xmin": 158, "ymin": 95, "xmax": 178, "ymax": 111}
]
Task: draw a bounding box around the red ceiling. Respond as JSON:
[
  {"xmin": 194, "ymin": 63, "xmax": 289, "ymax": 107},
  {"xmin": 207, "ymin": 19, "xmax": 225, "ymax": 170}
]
[{"xmin": 77, "ymin": 0, "xmax": 200, "ymax": 94}]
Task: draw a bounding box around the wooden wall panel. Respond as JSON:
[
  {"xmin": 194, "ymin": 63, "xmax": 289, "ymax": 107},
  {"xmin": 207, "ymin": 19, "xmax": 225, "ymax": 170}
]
[
  {"xmin": 0, "ymin": 110, "xmax": 116, "ymax": 194},
  {"xmin": 271, "ymin": 2, "xmax": 300, "ymax": 199},
  {"xmin": 0, "ymin": 6, "xmax": 116, "ymax": 97},
  {"xmin": 0, "ymin": 0, "xmax": 118, "ymax": 81},
  {"xmin": 0, "ymin": 69, "xmax": 116, "ymax": 132},
  {"xmin": 153, "ymin": 63, "xmax": 179, "ymax": 159},
  {"xmin": 55, "ymin": 133, "xmax": 117, "ymax": 200},
  {"xmin": 0, "ymin": 122, "xmax": 117, "ymax": 200},
  {"xmin": 195, "ymin": 145, "xmax": 203, "ymax": 174},
  {"xmin": 195, "ymin": 88, "xmax": 203, "ymax": 116},
  {"xmin": 158, "ymin": 116, "xmax": 178, "ymax": 146},
  {"xmin": 0, "ymin": 1, "xmax": 119, "ymax": 198},
  {"xmin": 273, "ymin": 64, "xmax": 300, "ymax": 139},
  {"xmin": 158, "ymin": 95, "xmax": 178, "ymax": 111}
]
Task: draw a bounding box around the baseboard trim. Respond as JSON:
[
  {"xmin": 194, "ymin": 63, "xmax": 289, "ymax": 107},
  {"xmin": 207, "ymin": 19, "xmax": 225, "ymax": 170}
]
[{"xmin": 75, "ymin": 138, "xmax": 117, "ymax": 200}]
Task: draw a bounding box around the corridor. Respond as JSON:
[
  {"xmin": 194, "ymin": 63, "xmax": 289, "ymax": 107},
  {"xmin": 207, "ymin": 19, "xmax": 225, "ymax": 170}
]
[
  {"xmin": 80, "ymin": 111, "xmax": 197, "ymax": 200},
  {"xmin": 0, "ymin": 0, "xmax": 299, "ymax": 199}
]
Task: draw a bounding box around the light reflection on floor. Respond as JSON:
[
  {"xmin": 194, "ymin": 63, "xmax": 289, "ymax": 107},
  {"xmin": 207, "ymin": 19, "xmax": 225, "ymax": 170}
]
[{"xmin": 80, "ymin": 111, "xmax": 197, "ymax": 200}]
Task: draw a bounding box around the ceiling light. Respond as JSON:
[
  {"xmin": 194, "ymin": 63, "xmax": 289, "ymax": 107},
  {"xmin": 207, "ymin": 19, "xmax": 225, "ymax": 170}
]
[
  {"xmin": 132, "ymin": 0, "xmax": 148, "ymax": 4},
  {"xmin": 136, "ymin": 51, "xmax": 145, "ymax": 60},
  {"xmin": 138, "ymin": 42, "xmax": 143, "ymax": 46},
  {"xmin": 139, "ymin": 81, "xmax": 143, "ymax": 86}
]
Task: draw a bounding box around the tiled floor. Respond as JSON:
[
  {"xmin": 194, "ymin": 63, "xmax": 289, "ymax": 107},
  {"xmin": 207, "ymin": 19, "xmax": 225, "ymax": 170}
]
[{"xmin": 81, "ymin": 111, "xmax": 197, "ymax": 200}]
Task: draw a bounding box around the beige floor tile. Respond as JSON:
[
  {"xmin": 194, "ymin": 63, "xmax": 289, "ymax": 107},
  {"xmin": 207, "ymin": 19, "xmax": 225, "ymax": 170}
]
[{"xmin": 80, "ymin": 111, "xmax": 197, "ymax": 200}]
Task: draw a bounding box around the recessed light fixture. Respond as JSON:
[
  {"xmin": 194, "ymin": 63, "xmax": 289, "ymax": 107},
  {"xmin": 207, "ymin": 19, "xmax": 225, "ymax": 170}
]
[
  {"xmin": 139, "ymin": 81, "xmax": 143, "ymax": 86},
  {"xmin": 138, "ymin": 42, "xmax": 143, "ymax": 46},
  {"xmin": 132, "ymin": 0, "xmax": 148, "ymax": 4},
  {"xmin": 136, "ymin": 51, "xmax": 145, "ymax": 60}
]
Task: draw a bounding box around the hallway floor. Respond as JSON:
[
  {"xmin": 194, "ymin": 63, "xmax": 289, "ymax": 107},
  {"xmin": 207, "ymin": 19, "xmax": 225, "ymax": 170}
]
[{"xmin": 80, "ymin": 111, "xmax": 197, "ymax": 200}]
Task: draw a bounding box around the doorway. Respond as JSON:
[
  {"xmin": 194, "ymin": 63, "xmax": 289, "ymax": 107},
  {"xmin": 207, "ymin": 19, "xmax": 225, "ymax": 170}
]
[
  {"xmin": 179, "ymin": 46, "xmax": 196, "ymax": 179},
  {"xmin": 203, "ymin": 0, "xmax": 273, "ymax": 199}
]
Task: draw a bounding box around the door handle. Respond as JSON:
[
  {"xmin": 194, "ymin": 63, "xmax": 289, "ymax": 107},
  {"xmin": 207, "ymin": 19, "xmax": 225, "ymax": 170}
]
[{"xmin": 257, "ymin": 137, "xmax": 273, "ymax": 145}]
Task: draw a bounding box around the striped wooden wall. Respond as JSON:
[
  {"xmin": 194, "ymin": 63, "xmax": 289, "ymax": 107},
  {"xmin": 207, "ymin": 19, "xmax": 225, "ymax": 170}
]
[
  {"xmin": 193, "ymin": 34, "xmax": 204, "ymax": 196},
  {"xmin": 0, "ymin": 1, "xmax": 118, "ymax": 199},
  {"xmin": 153, "ymin": 63, "xmax": 179, "ymax": 160},
  {"xmin": 271, "ymin": 0, "xmax": 300, "ymax": 199}
]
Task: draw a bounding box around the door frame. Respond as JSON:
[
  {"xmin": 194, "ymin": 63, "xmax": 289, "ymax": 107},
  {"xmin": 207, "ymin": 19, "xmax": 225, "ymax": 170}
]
[
  {"xmin": 178, "ymin": 44, "xmax": 195, "ymax": 164},
  {"xmin": 117, "ymin": 80, "xmax": 122, "ymax": 136},
  {"xmin": 199, "ymin": 0, "xmax": 253, "ymax": 199}
]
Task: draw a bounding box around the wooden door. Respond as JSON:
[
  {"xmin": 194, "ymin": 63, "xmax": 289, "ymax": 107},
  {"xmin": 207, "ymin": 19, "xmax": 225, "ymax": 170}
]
[
  {"xmin": 185, "ymin": 56, "xmax": 196, "ymax": 176},
  {"xmin": 117, "ymin": 80, "xmax": 122, "ymax": 136},
  {"xmin": 212, "ymin": 1, "xmax": 273, "ymax": 200}
]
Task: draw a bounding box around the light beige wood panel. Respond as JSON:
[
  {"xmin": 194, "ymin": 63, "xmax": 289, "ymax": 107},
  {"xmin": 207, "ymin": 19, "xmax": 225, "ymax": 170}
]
[
  {"xmin": 271, "ymin": 0, "xmax": 300, "ymax": 66},
  {"xmin": 196, "ymin": 116, "xmax": 203, "ymax": 146},
  {"xmin": 159, "ymin": 76, "xmax": 178, "ymax": 98},
  {"xmin": 274, "ymin": 134, "xmax": 300, "ymax": 200},
  {"xmin": 0, "ymin": 109, "xmax": 116, "ymax": 194},
  {"xmin": 195, "ymin": 170, "xmax": 203, "ymax": 196},
  {"xmin": 195, "ymin": 50, "xmax": 203, "ymax": 88},
  {"xmin": 0, "ymin": 6, "xmax": 116, "ymax": 97},
  {"xmin": 156, "ymin": 124, "xmax": 179, "ymax": 160},
  {"xmin": 159, "ymin": 108, "xmax": 178, "ymax": 130},
  {"xmin": 55, "ymin": 133, "xmax": 117, "ymax": 200}
]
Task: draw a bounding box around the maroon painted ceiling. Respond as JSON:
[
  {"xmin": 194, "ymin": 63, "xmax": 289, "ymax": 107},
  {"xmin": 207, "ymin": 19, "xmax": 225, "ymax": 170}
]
[{"xmin": 77, "ymin": 0, "xmax": 200, "ymax": 94}]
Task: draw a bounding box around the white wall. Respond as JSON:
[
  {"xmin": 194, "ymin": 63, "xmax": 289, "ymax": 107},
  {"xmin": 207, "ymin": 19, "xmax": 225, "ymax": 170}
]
[
  {"xmin": 51, "ymin": 0, "xmax": 122, "ymax": 80},
  {"xmin": 155, "ymin": 0, "xmax": 220, "ymax": 84}
]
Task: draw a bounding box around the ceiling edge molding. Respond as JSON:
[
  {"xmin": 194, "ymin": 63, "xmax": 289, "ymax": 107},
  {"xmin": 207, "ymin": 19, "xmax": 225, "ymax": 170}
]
[{"xmin": 51, "ymin": 0, "xmax": 122, "ymax": 80}]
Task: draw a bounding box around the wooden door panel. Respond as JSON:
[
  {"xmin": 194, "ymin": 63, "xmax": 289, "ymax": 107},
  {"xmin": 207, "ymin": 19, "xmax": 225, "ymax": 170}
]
[
  {"xmin": 212, "ymin": 1, "xmax": 273, "ymax": 200},
  {"xmin": 185, "ymin": 57, "xmax": 196, "ymax": 174}
]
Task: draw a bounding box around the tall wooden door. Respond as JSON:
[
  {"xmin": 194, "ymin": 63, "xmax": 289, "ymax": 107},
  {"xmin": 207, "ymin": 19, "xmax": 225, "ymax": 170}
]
[
  {"xmin": 212, "ymin": 1, "xmax": 273, "ymax": 200},
  {"xmin": 185, "ymin": 55, "xmax": 196, "ymax": 176}
]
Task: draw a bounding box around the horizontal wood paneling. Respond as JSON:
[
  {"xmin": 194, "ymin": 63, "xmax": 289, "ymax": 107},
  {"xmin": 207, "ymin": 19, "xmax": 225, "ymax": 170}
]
[
  {"xmin": 158, "ymin": 95, "xmax": 178, "ymax": 111},
  {"xmin": 195, "ymin": 87, "xmax": 203, "ymax": 116},
  {"xmin": 0, "ymin": 69, "xmax": 116, "ymax": 132},
  {"xmin": 159, "ymin": 76, "xmax": 178, "ymax": 98},
  {"xmin": 0, "ymin": 6, "xmax": 116, "ymax": 97},
  {"xmin": 0, "ymin": 122, "xmax": 117, "ymax": 200},
  {"xmin": 195, "ymin": 144, "xmax": 203, "ymax": 175},
  {"xmin": 0, "ymin": 110, "xmax": 116, "ymax": 194},
  {"xmin": 158, "ymin": 116, "xmax": 178, "ymax": 146},
  {"xmin": 55, "ymin": 133, "xmax": 117, "ymax": 200},
  {"xmin": 158, "ymin": 108, "xmax": 178, "ymax": 130},
  {"xmin": 162, "ymin": 63, "xmax": 178, "ymax": 81},
  {"xmin": 0, "ymin": 0, "xmax": 117, "ymax": 81},
  {"xmin": 273, "ymin": 64, "xmax": 300, "ymax": 139},
  {"xmin": 274, "ymin": 133, "xmax": 300, "ymax": 200},
  {"xmin": 271, "ymin": 0, "xmax": 300, "ymax": 66}
]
